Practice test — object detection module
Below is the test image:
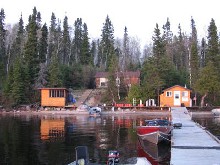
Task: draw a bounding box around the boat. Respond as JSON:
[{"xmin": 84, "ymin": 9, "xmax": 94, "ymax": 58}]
[
  {"xmin": 137, "ymin": 119, "xmax": 173, "ymax": 144},
  {"xmin": 137, "ymin": 137, "xmax": 170, "ymax": 164},
  {"xmin": 68, "ymin": 146, "xmax": 90, "ymax": 165},
  {"xmin": 212, "ymin": 108, "xmax": 220, "ymax": 116}
]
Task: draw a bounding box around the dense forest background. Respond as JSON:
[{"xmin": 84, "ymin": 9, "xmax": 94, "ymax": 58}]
[{"xmin": 0, "ymin": 7, "xmax": 220, "ymax": 108}]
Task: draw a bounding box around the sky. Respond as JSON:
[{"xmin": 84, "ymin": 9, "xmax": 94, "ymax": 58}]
[{"xmin": 1, "ymin": 0, "xmax": 220, "ymax": 47}]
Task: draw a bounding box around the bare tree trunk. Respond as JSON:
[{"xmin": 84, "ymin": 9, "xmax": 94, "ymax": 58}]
[{"xmin": 200, "ymin": 93, "xmax": 207, "ymax": 107}]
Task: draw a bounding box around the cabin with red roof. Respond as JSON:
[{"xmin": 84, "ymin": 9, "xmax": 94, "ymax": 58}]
[
  {"xmin": 95, "ymin": 71, "xmax": 140, "ymax": 88},
  {"xmin": 159, "ymin": 85, "xmax": 191, "ymax": 107}
]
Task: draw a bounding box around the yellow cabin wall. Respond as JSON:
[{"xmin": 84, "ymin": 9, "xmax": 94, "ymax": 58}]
[
  {"xmin": 160, "ymin": 86, "xmax": 191, "ymax": 107},
  {"xmin": 41, "ymin": 89, "xmax": 66, "ymax": 107}
]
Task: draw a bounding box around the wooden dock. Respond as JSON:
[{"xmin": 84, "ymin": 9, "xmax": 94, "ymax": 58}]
[{"xmin": 171, "ymin": 107, "xmax": 220, "ymax": 165}]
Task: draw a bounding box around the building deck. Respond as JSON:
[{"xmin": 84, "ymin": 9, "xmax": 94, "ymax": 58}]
[{"xmin": 171, "ymin": 107, "xmax": 220, "ymax": 165}]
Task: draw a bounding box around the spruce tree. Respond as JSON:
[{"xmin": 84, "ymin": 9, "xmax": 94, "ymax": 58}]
[
  {"xmin": 81, "ymin": 23, "xmax": 91, "ymax": 65},
  {"xmin": 9, "ymin": 15, "xmax": 25, "ymax": 69},
  {"xmin": 11, "ymin": 58, "xmax": 26, "ymax": 106},
  {"xmin": 61, "ymin": 16, "xmax": 71, "ymax": 65},
  {"xmin": 0, "ymin": 8, "xmax": 6, "ymax": 90},
  {"xmin": 48, "ymin": 55, "xmax": 62, "ymax": 87},
  {"xmin": 72, "ymin": 18, "xmax": 83, "ymax": 64},
  {"xmin": 47, "ymin": 13, "xmax": 57, "ymax": 64},
  {"xmin": 122, "ymin": 26, "xmax": 130, "ymax": 71},
  {"xmin": 206, "ymin": 18, "xmax": 220, "ymax": 70},
  {"xmin": 23, "ymin": 7, "xmax": 39, "ymax": 102},
  {"xmin": 189, "ymin": 17, "xmax": 199, "ymax": 88},
  {"xmin": 38, "ymin": 23, "xmax": 48, "ymax": 63},
  {"xmin": 100, "ymin": 15, "xmax": 115, "ymax": 71}
]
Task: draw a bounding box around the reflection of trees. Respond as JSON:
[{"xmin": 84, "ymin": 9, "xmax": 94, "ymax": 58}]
[{"xmin": 0, "ymin": 116, "xmax": 41, "ymax": 165}]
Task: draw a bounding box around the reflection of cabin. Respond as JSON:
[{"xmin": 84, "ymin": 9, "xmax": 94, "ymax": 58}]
[
  {"xmin": 40, "ymin": 119, "xmax": 65, "ymax": 140},
  {"xmin": 39, "ymin": 88, "xmax": 73, "ymax": 107},
  {"xmin": 95, "ymin": 71, "xmax": 140, "ymax": 88},
  {"xmin": 160, "ymin": 85, "xmax": 191, "ymax": 107}
]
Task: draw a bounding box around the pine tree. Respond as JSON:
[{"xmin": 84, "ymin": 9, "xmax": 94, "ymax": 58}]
[
  {"xmin": 100, "ymin": 15, "xmax": 115, "ymax": 71},
  {"xmin": 72, "ymin": 18, "xmax": 83, "ymax": 64},
  {"xmin": 61, "ymin": 16, "xmax": 71, "ymax": 65},
  {"xmin": 81, "ymin": 23, "xmax": 91, "ymax": 65},
  {"xmin": 9, "ymin": 15, "xmax": 25, "ymax": 69},
  {"xmin": 189, "ymin": 17, "xmax": 199, "ymax": 88},
  {"xmin": 47, "ymin": 12, "xmax": 57, "ymax": 64},
  {"xmin": 48, "ymin": 55, "xmax": 62, "ymax": 87},
  {"xmin": 11, "ymin": 58, "xmax": 26, "ymax": 106},
  {"xmin": 0, "ymin": 8, "xmax": 6, "ymax": 90},
  {"xmin": 122, "ymin": 26, "xmax": 130, "ymax": 71},
  {"xmin": 152, "ymin": 23, "xmax": 166, "ymax": 64},
  {"xmin": 23, "ymin": 7, "xmax": 39, "ymax": 102},
  {"xmin": 38, "ymin": 23, "xmax": 48, "ymax": 63},
  {"xmin": 206, "ymin": 18, "xmax": 220, "ymax": 70},
  {"xmin": 195, "ymin": 61, "xmax": 220, "ymax": 106}
]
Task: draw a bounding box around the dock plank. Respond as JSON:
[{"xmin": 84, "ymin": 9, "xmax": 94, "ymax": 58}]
[{"xmin": 171, "ymin": 107, "xmax": 220, "ymax": 165}]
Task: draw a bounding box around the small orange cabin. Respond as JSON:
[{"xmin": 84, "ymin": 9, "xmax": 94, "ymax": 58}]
[
  {"xmin": 39, "ymin": 88, "xmax": 69, "ymax": 107},
  {"xmin": 160, "ymin": 85, "xmax": 191, "ymax": 107}
]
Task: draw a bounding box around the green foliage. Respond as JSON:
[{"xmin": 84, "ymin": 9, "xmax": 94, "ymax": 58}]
[
  {"xmin": 127, "ymin": 84, "xmax": 142, "ymax": 104},
  {"xmin": 11, "ymin": 59, "xmax": 26, "ymax": 106},
  {"xmin": 48, "ymin": 55, "xmax": 63, "ymax": 87},
  {"xmin": 100, "ymin": 15, "xmax": 115, "ymax": 71},
  {"xmin": 195, "ymin": 61, "xmax": 220, "ymax": 95}
]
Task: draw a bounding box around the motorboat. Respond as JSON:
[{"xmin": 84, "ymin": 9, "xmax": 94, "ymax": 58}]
[
  {"xmin": 137, "ymin": 137, "xmax": 171, "ymax": 164},
  {"xmin": 137, "ymin": 119, "xmax": 173, "ymax": 144}
]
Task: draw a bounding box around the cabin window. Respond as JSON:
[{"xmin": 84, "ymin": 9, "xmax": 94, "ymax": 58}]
[
  {"xmin": 166, "ymin": 91, "xmax": 172, "ymax": 97},
  {"xmin": 49, "ymin": 89, "xmax": 65, "ymax": 97},
  {"xmin": 182, "ymin": 91, "xmax": 188, "ymax": 97}
]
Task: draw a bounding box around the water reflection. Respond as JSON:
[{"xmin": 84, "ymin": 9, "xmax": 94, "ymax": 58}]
[{"xmin": 0, "ymin": 113, "xmax": 171, "ymax": 165}]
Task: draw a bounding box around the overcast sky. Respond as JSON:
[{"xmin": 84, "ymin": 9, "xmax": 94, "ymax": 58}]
[{"xmin": 2, "ymin": 0, "xmax": 220, "ymax": 47}]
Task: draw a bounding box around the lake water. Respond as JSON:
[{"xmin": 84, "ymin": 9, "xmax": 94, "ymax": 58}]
[{"xmin": 0, "ymin": 113, "xmax": 218, "ymax": 165}]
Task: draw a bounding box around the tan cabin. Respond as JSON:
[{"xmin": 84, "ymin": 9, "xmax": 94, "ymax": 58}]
[
  {"xmin": 39, "ymin": 88, "xmax": 69, "ymax": 107},
  {"xmin": 95, "ymin": 71, "xmax": 140, "ymax": 88},
  {"xmin": 160, "ymin": 85, "xmax": 191, "ymax": 107}
]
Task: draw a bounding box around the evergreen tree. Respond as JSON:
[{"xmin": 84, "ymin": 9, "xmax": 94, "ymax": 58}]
[
  {"xmin": 162, "ymin": 18, "xmax": 173, "ymax": 60},
  {"xmin": 11, "ymin": 58, "xmax": 26, "ymax": 106},
  {"xmin": 38, "ymin": 23, "xmax": 48, "ymax": 63},
  {"xmin": 121, "ymin": 26, "xmax": 130, "ymax": 71},
  {"xmin": 152, "ymin": 23, "xmax": 166, "ymax": 64},
  {"xmin": 47, "ymin": 12, "xmax": 57, "ymax": 64},
  {"xmin": 200, "ymin": 38, "xmax": 206, "ymax": 68},
  {"xmin": 61, "ymin": 16, "xmax": 71, "ymax": 65},
  {"xmin": 195, "ymin": 61, "xmax": 220, "ymax": 106},
  {"xmin": 81, "ymin": 23, "xmax": 91, "ymax": 65},
  {"xmin": 72, "ymin": 18, "xmax": 83, "ymax": 64},
  {"xmin": 189, "ymin": 17, "xmax": 199, "ymax": 88},
  {"xmin": 48, "ymin": 55, "xmax": 62, "ymax": 87},
  {"xmin": 8, "ymin": 15, "xmax": 25, "ymax": 70},
  {"xmin": 23, "ymin": 7, "xmax": 39, "ymax": 102},
  {"xmin": 206, "ymin": 18, "xmax": 220, "ymax": 70},
  {"xmin": 0, "ymin": 8, "xmax": 6, "ymax": 90},
  {"xmin": 100, "ymin": 15, "xmax": 115, "ymax": 71}
]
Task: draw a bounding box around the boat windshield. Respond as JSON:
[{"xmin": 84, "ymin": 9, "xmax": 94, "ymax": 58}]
[{"xmin": 145, "ymin": 119, "xmax": 170, "ymax": 126}]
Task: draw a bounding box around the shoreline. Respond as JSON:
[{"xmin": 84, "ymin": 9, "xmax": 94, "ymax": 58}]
[{"xmin": 0, "ymin": 109, "xmax": 214, "ymax": 117}]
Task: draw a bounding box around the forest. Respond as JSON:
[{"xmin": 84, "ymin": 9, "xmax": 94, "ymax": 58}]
[{"xmin": 0, "ymin": 7, "xmax": 220, "ymax": 108}]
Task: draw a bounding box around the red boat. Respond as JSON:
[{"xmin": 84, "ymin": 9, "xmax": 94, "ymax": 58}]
[{"xmin": 137, "ymin": 119, "xmax": 173, "ymax": 144}]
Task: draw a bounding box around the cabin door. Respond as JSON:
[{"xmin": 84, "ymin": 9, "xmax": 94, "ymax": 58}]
[{"xmin": 174, "ymin": 91, "xmax": 181, "ymax": 106}]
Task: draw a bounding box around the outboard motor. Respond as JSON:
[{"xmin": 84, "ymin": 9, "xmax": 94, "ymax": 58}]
[{"xmin": 107, "ymin": 150, "xmax": 119, "ymax": 165}]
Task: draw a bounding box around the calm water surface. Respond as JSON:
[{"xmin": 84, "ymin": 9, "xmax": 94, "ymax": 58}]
[{"xmin": 0, "ymin": 113, "xmax": 218, "ymax": 165}]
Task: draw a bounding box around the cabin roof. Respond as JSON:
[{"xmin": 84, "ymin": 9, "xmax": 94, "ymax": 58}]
[
  {"xmin": 162, "ymin": 85, "xmax": 191, "ymax": 92},
  {"xmin": 38, "ymin": 87, "xmax": 68, "ymax": 90},
  {"xmin": 95, "ymin": 71, "xmax": 140, "ymax": 78}
]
